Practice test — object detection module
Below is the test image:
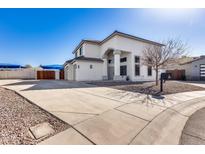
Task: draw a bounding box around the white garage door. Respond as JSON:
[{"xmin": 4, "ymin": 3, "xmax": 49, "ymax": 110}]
[{"xmin": 200, "ymin": 64, "xmax": 205, "ymax": 80}]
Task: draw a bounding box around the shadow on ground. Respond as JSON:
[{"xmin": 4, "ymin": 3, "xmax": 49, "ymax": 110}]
[
  {"xmin": 2, "ymin": 80, "xmax": 97, "ymax": 91},
  {"xmin": 2, "ymin": 80, "xmax": 205, "ymax": 97}
]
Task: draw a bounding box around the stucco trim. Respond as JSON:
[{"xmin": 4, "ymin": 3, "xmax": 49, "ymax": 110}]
[{"xmin": 64, "ymin": 56, "xmax": 103, "ymax": 66}]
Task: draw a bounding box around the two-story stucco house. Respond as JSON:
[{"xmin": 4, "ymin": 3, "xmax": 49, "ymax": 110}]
[{"xmin": 64, "ymin": 31, "xmax": 164, "ymax": 81}]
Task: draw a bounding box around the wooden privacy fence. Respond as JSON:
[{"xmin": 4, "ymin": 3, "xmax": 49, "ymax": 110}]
[
  {"xmin": 37, "ymin": 71, "xmax": 55, "ymax": 80},
  {"xmin": 166, "ymin": 69, "xmax": 186, "ymax": 80},
  {"xmin": 0, "ymin": 69, "xmax": 64, "ymax": 80}
]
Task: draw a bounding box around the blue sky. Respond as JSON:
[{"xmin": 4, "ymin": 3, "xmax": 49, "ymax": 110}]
[{"xmin": 0, "ymin": 8, "xmax": 205, "ymax": 66}]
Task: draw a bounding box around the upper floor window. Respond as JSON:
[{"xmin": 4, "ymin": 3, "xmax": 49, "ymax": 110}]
[
  {"xmin": 148, "ymin": 66, "xmax": 152, "ymax": 76},
  {"xmin": 79, "ymin": 47, "xmax": 82, "ymax": 56},
  {"xmin": 135, "ymin": 56, "xmax": 140, "ymax": 63},
  {"xmin": 120, "ymin": 57, "xmax": 127, "ymax": 63},
  {"xmin": 75, "ymin": 52, "xmax": 77, "ymax": 58}
]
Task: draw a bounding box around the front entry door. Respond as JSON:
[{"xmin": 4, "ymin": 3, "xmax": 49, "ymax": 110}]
[{"xmin": 108, "ymin": 66, "xmax": 114, "ymax": 80}]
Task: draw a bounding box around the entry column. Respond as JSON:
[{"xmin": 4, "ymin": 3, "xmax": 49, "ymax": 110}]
[
  {"xmin": 113, "ymin": 50, "xmax": 121, "ymax": 80},
  {"xmin": 102, "ymin": 56, "xmax": 108, "ymax": 80}
]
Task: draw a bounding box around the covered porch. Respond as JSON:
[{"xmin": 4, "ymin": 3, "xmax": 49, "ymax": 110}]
[{"xmin": 102, "ymin": 48, "xmax": 132, "ymax": 81}]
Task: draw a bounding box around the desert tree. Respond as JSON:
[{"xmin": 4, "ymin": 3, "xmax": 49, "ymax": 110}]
[
  {"xmin": 24, "ymin": 64, "xmax": 32, "ymax": 68},
  {"xmin": 142, "ymin": 39, "xmax": 188, "ymax": 85}
]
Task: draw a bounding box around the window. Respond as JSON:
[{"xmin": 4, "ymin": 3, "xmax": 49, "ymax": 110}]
[
  {"xmin": 90, "ymin": 65, "xmax": 93, "ymax": 69},
  {"xmin": 135, "ymin": 56, "xmax": 140, "ymax": 63},
  {"xmin": 120, "ymin": 65, "xmax": 127, "ymax": 76},
  {"xmin": 135, "ymin": 56, "xmax": 140, "ymax": 76},
  {"xmin": 120, "ymin": 57, "xmax": 127, "ymax": 63},
  {"xmin": 75, "ymin": 52, "xmax": 77, "ymax": 58},
  {"xmin": 135, "ymin": 64, "xmax": 140, "ymax": 76},
  {"xmin": 148, "ymin": 66, "xmax": 152, "ymax": 76},
  {"xmin": 79, "ymin": 47, "xmax": 82, "ymax": 56},
  {"xmin": 78, "ymin": 65, "xmax": 80, "ymax": 69},
  {"xmin": 108, "ymin": 59, "xmax": 112, "ymax": 64}
]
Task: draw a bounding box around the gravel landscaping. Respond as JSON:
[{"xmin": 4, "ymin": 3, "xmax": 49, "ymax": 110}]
[
  {"xmin": 0, "ymin": 87, "xmax": 69, "ymax": 145},
  {"xmin": 87, "ymin": 80, "xmax": 205, "ymax": 95}
]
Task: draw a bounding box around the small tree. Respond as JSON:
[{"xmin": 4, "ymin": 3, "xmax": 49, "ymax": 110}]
[
  {"xmin": 142, "ymin": 39, "xmax": 187, "ymax": 86},
  {"xmin": 24, "ymin": 64, "xmax": 32, "ymax": 68}
]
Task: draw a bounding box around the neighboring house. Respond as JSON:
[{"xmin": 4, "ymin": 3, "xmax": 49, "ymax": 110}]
[
  {"xmin": 64, "ymin": 31, "xmax": 164, "ymax": 81},
  {"xmin": 180, "ymin": 55, "xmax": 205, "ymax": 81},
  {"xmin": 165, "ymin": 56, "xmax": 194, "ymax": 70}
]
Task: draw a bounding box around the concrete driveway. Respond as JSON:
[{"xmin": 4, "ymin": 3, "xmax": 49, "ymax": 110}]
[{"xmin": 1, "ymin": 80, "xmax": 205, "ymax": 145}]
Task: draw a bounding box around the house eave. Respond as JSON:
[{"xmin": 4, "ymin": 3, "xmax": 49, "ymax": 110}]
[{"xmin": 64, "ymin": 56, "xmax": 103, "ymax": 66}]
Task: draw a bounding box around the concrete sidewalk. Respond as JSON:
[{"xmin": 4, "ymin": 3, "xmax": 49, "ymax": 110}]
[{"xmin": 1, "ymin": 80, "xmax": 205, "ymax": 145}]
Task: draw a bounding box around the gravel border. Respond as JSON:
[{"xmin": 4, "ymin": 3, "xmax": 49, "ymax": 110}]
[
  {"xmin": 87, "ymin": 81, "xmax": 205, "ymax": 95},
  {"xmin": 0, "ymin": 87, "xmax": 70, "ymax": 145}
]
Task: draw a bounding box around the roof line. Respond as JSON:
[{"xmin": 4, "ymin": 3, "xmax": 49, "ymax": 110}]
[
  {"xmin": 100, "ymin": 30, "xmax": 164, "ymax": 46},
  {"xmin": 180, "ymin": 56, "xmax": 205, "ymax": 65},
  {"xmin": 72, "ymin": 31, "xmax": 164, "ymax": 54}
]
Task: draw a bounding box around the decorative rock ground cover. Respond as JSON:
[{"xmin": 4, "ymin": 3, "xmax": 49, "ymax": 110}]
[{"xmin": 0, "ymin": 87, "xmax": 69, "ymax": 145}]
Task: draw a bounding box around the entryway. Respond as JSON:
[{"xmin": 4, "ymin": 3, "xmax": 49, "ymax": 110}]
[{"xmin": 108, "ymin": 66, "xmax": 114, "ymax": 80}]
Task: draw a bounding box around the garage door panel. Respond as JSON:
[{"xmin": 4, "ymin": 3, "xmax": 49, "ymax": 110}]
[{"xmin": 200, "ymin": 64, "xmax": 205, "ymax": 80}]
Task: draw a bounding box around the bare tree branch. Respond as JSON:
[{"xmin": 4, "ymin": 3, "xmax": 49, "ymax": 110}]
[{"xmin": 142, "ymin": 38, "xmax": 188, "ymax": 85}]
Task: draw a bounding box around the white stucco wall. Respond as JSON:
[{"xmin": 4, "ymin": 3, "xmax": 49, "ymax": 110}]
[
  {"xmin": 0, "ymin": 68, "xmax": 36, "ymax": 79},
  {"xmin": 75, "ymin": 61, "xmax": 103, "ymax": 81},
  {"xmin": 83, "ymin": 43, "xmax": 101, "ymax": 58},
  {"xmin": 100, "ymin": 36, "xmax": 118, "ymax": 57},
  {"xmin": 64, "ymin": 63, "xmax": 74, "ymax": 80},
  {"xmin": 113, "ymin": 35, "xmax": 158, "ymax": 81}
]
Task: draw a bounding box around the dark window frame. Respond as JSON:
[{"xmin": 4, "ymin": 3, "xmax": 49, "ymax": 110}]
[
  {"xmin": 120, "ymin": 57, "xmax": 127, "ymax": 63},
  {"xmin": 120, "ymin": 65, "xmax": 127, "ymax": 76},
  {"xmin": 135, "ymin": 64, "xmax": 140, "ymax": 76},
  {"xmin": 148, "ymin": 66, "xmax": 152, "ymax": 76},
  {"xmin": 135, "ymin": 56, "xmax": 140, "ymax": 63}
]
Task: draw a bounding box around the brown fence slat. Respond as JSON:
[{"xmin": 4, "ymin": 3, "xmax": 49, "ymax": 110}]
[
  {"xmin": 166, "ymin": 69, "xmax": 185, "ymax": 80},
  {"xmin": 37, "ymin": 71, "xmax": 55, "ymax": 80}
]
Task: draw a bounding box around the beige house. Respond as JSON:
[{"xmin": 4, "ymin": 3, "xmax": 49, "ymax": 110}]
[
  {"xmin": 180, "ymin": 56, "xmax": 205, "ymax": 81},
  {"xmin": 64, "ymin": 31, "xmax": 164, "ymax": 81}
]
